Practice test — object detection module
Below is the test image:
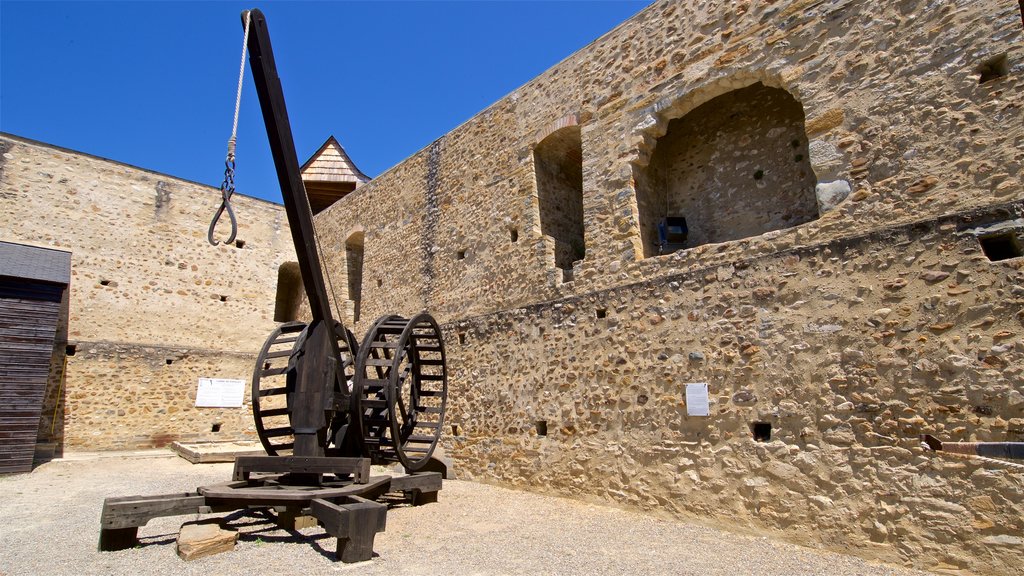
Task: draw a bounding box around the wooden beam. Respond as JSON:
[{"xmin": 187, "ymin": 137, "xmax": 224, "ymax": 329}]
[{"xmin": 310, "ymin": 495, "xmax": 387, "ymax": 563}]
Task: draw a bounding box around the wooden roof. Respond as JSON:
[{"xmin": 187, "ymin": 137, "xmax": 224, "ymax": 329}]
[
  {"xmin": 300, "ymin": 136, "xmax": 370, "ymax": 185},
  {"xmin": 0, "ymin": 241, "xmax": 71, "ymax": 286}
]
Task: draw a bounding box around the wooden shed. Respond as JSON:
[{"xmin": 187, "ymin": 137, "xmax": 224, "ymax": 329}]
[
  {"xmin": 300, "ymin": 135, "xmax": 370, "ymax": 214},
  {"xmin": 0, "ymin": 241, "xmax": 71, "ymax": 474}
]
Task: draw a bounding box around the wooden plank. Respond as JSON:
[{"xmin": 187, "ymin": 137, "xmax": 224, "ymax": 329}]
[
  {"xmin": 99, "ymin": 493, "xmax": 207, "ymax": 530},
  {"xmin": 232, "ymin": 456, "xmax": 370, "ymax": 482},
  {"xmin": 0, "ymin": 292, "xmax": 61, "ymax": 474},
  {"xmin": 200, "ymin": 476, "xmax": 391, "ymax": 503},
  {"xmin": 389, "ymin": 472, "xmax": 442, "ymax": 494}
]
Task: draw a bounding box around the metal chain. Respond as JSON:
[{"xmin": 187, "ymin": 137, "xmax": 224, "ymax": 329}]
[{"xmin": 209, "ymin": 10, "xmax": 252, "ymax": 246}]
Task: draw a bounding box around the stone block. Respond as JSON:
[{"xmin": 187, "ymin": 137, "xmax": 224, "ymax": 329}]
[
  {"xmin": 176, "ymin": 520, "xmax": 237, "ymax": 561},
  {"xmin": 815, "ymin": 180, "xmax": 851, "ymax": 213}
]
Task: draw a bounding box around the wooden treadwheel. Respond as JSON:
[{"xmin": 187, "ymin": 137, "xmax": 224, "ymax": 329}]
[
  {"xmin": 251, "ymin": 321, "xmax": 357, "ymax": 456},
  {"xmin": 352, "ymin": 313, "xmax": 448, "ymax": 471}
]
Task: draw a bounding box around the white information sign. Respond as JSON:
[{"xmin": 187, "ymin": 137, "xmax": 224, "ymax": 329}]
[
  {"xmin": 195, "ymin": 378, "xmax": 245, "ymax": 408},
  {"xmin": 685, "ymin": 382, "xmax": 710, "ymax": 416}
]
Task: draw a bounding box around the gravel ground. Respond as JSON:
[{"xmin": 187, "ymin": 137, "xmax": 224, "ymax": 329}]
[{"xmin": 0, "ymin": 452, "xmax": 935, "ymax": 576}]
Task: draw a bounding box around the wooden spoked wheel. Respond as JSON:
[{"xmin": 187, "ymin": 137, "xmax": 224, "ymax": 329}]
[
  {"xmin": 251, "ymin": 321, "xmax": 357, "ymax": 456},
  {"xmin": 353, "ymin": 313, "xmax": 447, "ymax": 471}
]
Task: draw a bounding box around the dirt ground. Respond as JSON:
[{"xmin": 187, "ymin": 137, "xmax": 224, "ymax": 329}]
[{"xmin": 0, "ymin": 452, "xmax": 937, "ymax": 576}]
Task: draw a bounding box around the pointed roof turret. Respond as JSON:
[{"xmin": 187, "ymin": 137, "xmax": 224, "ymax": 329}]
[{"xmin": 300, "ymin": 136, "xmax": 370, "ymax": 214}]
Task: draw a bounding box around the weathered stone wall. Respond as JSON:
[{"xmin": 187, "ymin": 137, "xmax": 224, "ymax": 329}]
[
  {"xmin": 444, "ymin": 207, "xmax": 1024, "ymax": 575},
  {"xmin": 0, "ymin": 133, "xmax": 294, "ymax": 451},
  {"xmin": 311, "ymin": 0, "xmax": 1023, "ymax": 573}
]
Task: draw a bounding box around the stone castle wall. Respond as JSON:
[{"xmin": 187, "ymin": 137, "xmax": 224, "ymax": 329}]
[
  {"xmin": 0, "ymin": 133, "xmax": 295, "ymax": 451},
  {"xmin": 311, "ymin": 0, "xmax": 1023, "ymax": 574}
]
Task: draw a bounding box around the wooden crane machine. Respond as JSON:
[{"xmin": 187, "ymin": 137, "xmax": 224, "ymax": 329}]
[{"xmin": 98, "ymin": 9, "xmax": 449, "ymax": 562}]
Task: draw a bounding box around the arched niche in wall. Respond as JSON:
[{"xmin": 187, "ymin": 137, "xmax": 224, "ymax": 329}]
[
  {"xmin": 534, "ymin": 125, "xmax": 585, "ymax": 281},
  {"xmin": 345, "ymin": 231, "xmax": 364, "ymax": 323},
  {"xmin": 634, "ymin": 82, "xmax": 818, "ymax": 258},
  {"xmin": 273, "ymin": 262, "xmax": 303, "ymax": 322}
]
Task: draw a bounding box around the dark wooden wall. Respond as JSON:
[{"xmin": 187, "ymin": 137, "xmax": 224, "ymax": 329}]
[{"xmin": 0, "ymin": 278, "xmax": 64, "ymax": 474}]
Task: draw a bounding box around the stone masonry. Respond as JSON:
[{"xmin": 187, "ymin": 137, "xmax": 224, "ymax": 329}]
[
  {"xmin": 0, "ymin": 133, "xmax": 295, "ymax": 451},
  {"xmin": 310, "ymin": 1, "xmax": 1024, "ymax": 574}
]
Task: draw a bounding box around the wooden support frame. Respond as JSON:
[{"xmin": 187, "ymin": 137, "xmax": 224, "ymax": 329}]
[
  {"xmin": 97, "ymin": 470, "xmax": 441, "ymax": 561},
  {"xmin": 311, "ymin": 495, "xmax": 387, "ymax": 563},
  {"xmin": 98, "ymin": 492, "xmax": 208, "ymax": 551}
]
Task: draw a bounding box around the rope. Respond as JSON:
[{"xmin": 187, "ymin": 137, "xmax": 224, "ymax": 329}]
[
  {"xmin": 208, "ymin": 10, "xmax": 252, "ymax": 246},
  {"xmin": 227, "ymin": 10, "xmax": 251, "ymax": 162},
  {"xmin": 312, "ymin": 219, "xmax": 346, "ymax": 325}
]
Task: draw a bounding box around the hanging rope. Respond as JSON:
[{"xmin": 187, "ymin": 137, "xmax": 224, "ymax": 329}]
[{"xmin": 208, "ymin": 10, "xmax": 252, "ymax": 246}]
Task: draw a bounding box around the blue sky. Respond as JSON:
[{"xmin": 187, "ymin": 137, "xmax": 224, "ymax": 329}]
[{"xmin": 1, "ymin": 1, "xmax": 649, "ymax": 204}]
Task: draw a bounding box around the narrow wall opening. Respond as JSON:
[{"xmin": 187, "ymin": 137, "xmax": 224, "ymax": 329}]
[
  {"xmin": 534, "ymin": 126, "xmax": 585, "ymax": 274},
  {"xmin": 345, "ymin": 232, "xmax": 364, "ymax": 323},
  {"xmin": 635, "ymin": 82, "xmax": 818, "ymax": 257},
  {"xmin": 273, "ymin": 261, "xmax": 303, "ymax": 323}
]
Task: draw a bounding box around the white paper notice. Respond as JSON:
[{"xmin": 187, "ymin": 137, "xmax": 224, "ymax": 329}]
[
  {"xmin": 195, "ymin": 378, "xmax": 245, "ymax": 408},
  {"xmin": 685, "ymin": 382, "xmax": 710, "ymax": 416}
]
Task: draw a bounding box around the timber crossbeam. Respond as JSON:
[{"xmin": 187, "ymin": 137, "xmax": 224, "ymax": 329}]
[{"xmin": 97, "ymin": 469, "xmax": 443, "ymax": 562}]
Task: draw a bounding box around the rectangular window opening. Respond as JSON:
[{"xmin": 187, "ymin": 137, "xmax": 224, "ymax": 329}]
[
  {"xmin": 752, "ymin": 421, "xmax": 772, "ymax": 442},
  {"xmin": 456, "ymin": 249, "xmax": 466, "ymax": 260},
  {"xmin": 596, "ymin": 308, "xmax": 607, "ymax": 319},
  {"xmin": 65, "ymin": 344, "xmax": 77, "ymax": 356},
  {"xmin": 458, "ymin": 333, "xmax": 467, "ymax": 345},
  {"xmin": 234, "ymin": 239, "xmax": 246, "ymax": 249},
  {"xmin": 980, "ymin": 232, "xmax": 1023, "ymax": 261},
  {"xmin": 211, "ymin": 423, "xmax": 222, "ymax": 433},
  {"xmin": 535, "ymin": 420, "xmax": 548, "ymax": 437}
]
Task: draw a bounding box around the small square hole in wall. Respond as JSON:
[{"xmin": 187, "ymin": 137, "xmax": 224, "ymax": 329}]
[
  {"xmin": 977, "ymin": 53, "xmax": 1009, "ymax": 84},
  {"xmin": 752, "ymin": 421, "xmax": 772, "ymax": 442},
  {"xmin": 596, "ymin": 308, "xmax": 607, "ymax": 319},
  {"xmin": 535, "ymin": 420, "xmax": 548, "ymax": 437},
  {"xmin": 451, "ymin": 424, "xmax": 462, "ymax": 436},
  {"xmin": 510, "ymin": 228, "xmax": 519, "ymax": 243},
  {"xmin": 376, "ymin": 278, "xmax": 383, "ymax": 288},
  {"xmin": 211, "ymin": 423, "xmax": 222, "ymax": 433},
  {"xmin": 220, "ymin": 295, "xmax": 229, "ymax": 302},
  {"xmin": 65, "ymin": 344, "xmax": 77, "ymax": 356},
  {"xmin": 99, "ymin": 279, "xmax": 112, "ymax": 286},
  {"xmin": 165, "ymin": 358, "xmax": 173, "ymax": 365},
  {"xmin": 234, "ymin": 239, "xmax": 246, "ymax": 249},
  {"xmin": 456, "ymin": 249, "xmax": 466, "ymax": 260},
  {"xmin": 458, "ymin": 333, "xmax": 467, "ymax": 345},
  {"xmin": 979, "ymin": 232, "xmax": 1023, "ymax": 261}
]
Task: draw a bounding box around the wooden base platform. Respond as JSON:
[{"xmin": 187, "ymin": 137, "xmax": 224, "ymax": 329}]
[{"xmin": 98, "ymin": 457, "xmax": 442, "ymax": 563}]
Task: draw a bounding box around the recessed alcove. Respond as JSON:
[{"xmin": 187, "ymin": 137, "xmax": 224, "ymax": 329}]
[
  {"xmin": 977, "ymin": 53, "xmax": 1009, "ymax": 84},
  {"xmin": 535, "ymin": 420, "xmax": 548, "ymax": 437},
  {"xmin": 634, "ymin": 82, "xmax": 818, "ymax": 258},
  {"xmin": 752, "ymin": 421, "xmax": 772, "ymax": 442},
  {"xmin": 980, "ymin": 231, "xmax": 1023, "ymax": 261},
  {"xmin": 345, "ymin": 232, "xmax": 364, "ymax": 322},
  {"xmin": 534, "ymin": 126, "xmax": 585, "ymax": 274},
  {"xmin": 273, "ymin": 261, "xmax": 303, "ymax": 322}
]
